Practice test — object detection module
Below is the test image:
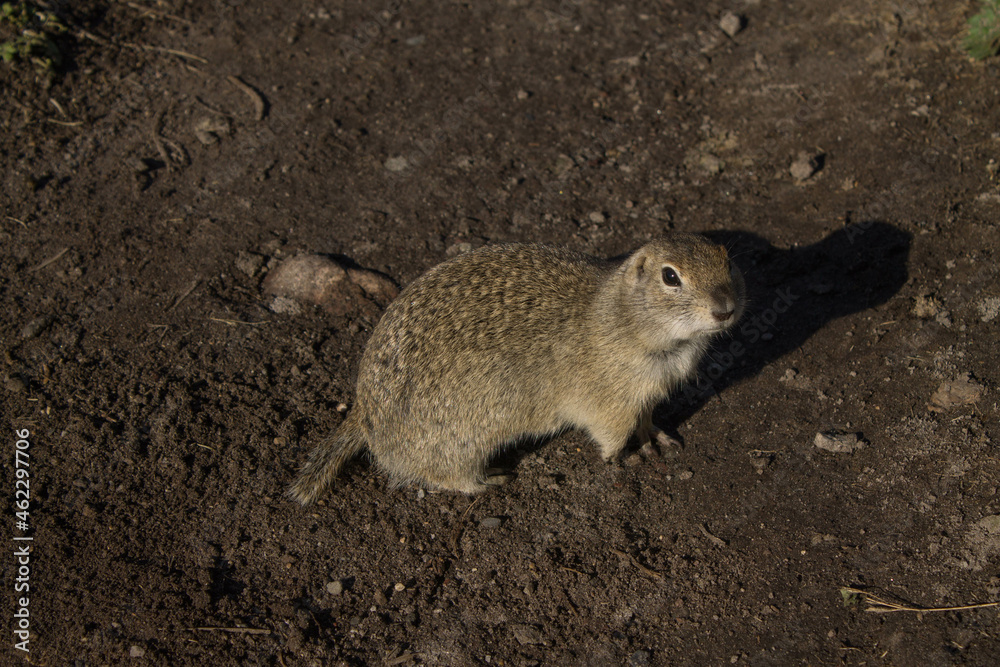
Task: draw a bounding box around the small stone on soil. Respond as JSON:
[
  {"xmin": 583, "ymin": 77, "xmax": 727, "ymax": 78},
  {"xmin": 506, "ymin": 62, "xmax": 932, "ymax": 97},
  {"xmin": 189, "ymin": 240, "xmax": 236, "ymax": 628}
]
[
  {"xmin": 629, "ymin": 649, "xmax": 651, "ymax": 666},
  {"xmin": 269, "ymin": 295, "xmax": 302, "ymax": 315},
  {"xmin": 927, "ymin": 374, "xmax": 984, "ymax": 412},
  {"xmin": 327, "ymin": 580, "xmax": 343, "ymax": 595},
  {"xmin": 385, "ymin": 156, "xmax": 409, "ymax": 172},
  {"xmin": 978, "ymin": 296, "xmax": 1000, "ymax": 322},
  {"xmin": 511, "ymin": 623, "xmax": 546, "ymax": 646},
  {"xmin": 719, "ymin": 12, "xmax": 744, "ymax": 37},
  {"xmin": 813, "ymin": 430, "xmax": 864, "ymax": 453},
  {"xmin": 21, "ymin": 316, "xmax": 53, "ymax": 339},
  {"xmin": 235, "ymin": 250, "xmax": 265, "ymax": 278},
  {"xmin": 480, "ymin": 517, "xmax": 502, "ymax": 529},
  {"xmin": 790, "ymin": 152, "xmax": 822, "ymax": 181}
]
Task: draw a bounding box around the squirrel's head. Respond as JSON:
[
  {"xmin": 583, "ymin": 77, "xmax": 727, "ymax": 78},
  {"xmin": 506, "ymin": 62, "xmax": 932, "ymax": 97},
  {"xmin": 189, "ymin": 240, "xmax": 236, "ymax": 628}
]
[{"xmin": 621, "ymin": 233, "xmax": 746, "ymax": 349}]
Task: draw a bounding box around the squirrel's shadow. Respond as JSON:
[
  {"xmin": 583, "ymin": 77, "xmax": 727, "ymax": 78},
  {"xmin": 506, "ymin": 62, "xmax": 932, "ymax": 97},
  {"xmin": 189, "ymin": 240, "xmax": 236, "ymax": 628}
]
[{"xmin": 658, "ymin": 221, "xmax": 912, "ymax": 431}]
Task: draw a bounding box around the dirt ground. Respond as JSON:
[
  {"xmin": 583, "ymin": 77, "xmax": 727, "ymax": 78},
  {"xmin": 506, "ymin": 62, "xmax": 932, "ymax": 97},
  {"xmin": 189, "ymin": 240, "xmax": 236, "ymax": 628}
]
[{"xmin": 2, "ymin": 0, "xmax": 999, "ymax": 664}]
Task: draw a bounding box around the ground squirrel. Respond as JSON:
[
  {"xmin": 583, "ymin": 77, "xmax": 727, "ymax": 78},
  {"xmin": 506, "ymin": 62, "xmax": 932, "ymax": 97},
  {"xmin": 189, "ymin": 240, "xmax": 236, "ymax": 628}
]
[{"xmin": 289, "ymin": 232, "xmax": 745, "ymax": 504}]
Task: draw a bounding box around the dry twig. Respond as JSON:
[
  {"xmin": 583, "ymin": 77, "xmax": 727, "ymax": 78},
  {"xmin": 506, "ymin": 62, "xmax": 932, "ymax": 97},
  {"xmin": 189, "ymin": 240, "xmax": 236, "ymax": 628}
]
[
  {"xmin": 227, "ymin": 75, "xmax": 266, "ymax": 121},
  {"xmin": 841, "ymin": 587, "xmax": 1000, "ymax": 614},
  {"xmin": 30, "ymin": 247, "xmax": 69, "ymax": 272},
  {"xmin": 611, "ymin": 548, "xmax": 664, "ymax": 581},
  {"xmin": 189, "ymin": 626, "xmax": 270, "ymax": 635}
]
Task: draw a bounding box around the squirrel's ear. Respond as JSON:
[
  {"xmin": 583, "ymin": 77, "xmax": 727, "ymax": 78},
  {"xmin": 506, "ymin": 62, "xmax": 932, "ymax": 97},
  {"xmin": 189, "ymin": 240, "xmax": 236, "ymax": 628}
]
[{"xmin": 624, "ymin": 249, "xmax": 649, "ymax": 285}]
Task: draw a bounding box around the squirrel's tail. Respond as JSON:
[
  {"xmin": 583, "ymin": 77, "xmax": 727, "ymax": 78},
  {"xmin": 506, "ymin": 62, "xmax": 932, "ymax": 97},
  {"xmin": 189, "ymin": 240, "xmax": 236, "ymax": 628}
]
[{"xmin": 288, "ymin": 412, "xmax": 367, "ymax": 505}]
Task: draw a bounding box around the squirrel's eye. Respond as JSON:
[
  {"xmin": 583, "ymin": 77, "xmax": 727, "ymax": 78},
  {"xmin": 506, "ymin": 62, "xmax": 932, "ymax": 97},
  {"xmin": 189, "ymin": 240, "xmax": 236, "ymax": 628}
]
[{"xmin": 662, "ymin": 266, "xmax": 681, "ymax": 287}]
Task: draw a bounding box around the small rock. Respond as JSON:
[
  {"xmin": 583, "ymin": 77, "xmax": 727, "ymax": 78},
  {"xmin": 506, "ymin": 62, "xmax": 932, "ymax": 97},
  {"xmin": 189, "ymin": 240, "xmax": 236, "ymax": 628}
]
[
  {"xmin": 269, "ymin": 295, "xmax": 302, "ymax": 315},
  {"xmin": 516, "ymin": 89, "xmax": 531, "ymax": 100},
  {"xmin": 677, "ymin": 469, "xmax": 694, "ymax": 481},
  {"xmin": 624, "ymin": 452, "xmax": 643, "ymax": 467},
  {"xmin": 194, "ymin": 116, "xmax": 231, "ymax": 145},
  {"xmin": 446, "ymin": 242, "xmax": 474, "ymax": 257},
  {"xmin": 912, "ymin": 293, "xmax": 943, "ymax": 319},
  {"xmin": 235, "ymin": 250, "xmax": 265, "ymax": 278},
  {"xmin": 552, "ymin": 154, "xmax": 575, "ymax": 176},
  {"xmin": 537, "ymin": 474, "xmax": 560, "ymax": 490},
  {"xmin": 719, "ymin": 12, "xmax": 744, "ymax": 37},
  {"xmin": 588, "ymin": 211, "xmax": 606, "ymax": 224},
  {"xmin": 4, "ymin": 376, "xmax": 26, "ymax": 394},
  {"xmin": 928, "ymin": 374, "xmax": 984, "ymax": 412},
  {"xmin": 326, "ymin": 580, "xmax": 343, "ymax": 595},
  {"xmin": 127, "ymin": 156, "xmax": 152, "ymax": 173},
  {"xmin": 480, "ymin": 517, "xmax": 502, "ymax": 529},
  {"xmin": 790, "ymin": 152, "xmax": 822, "ymax": 181},
  {"xmin": 814, "ymin": 430, "xmax": 864, "ymax": 454},
  {"xmin": 405, "ymin": 35, "xmax": 426, "ymax": 46},
  {"xmin": 263, "ymin": 254, "xmax": 399, "ymax": 317},
  {"xmin": 511, "ymin": 623, "xmax": 546, "ymax": 646},
  {"xmin": 699, "ymin": 153, "xmax": 723, "ymax": 174},
  {"xmin": 629, "ymin": 649, "xmax": 652, "ymax": 666},
  {"xmin": 979, "ymin": 296, "xmax": 1000, "ymax": 322},
  {"xmin": 978, "ymin": 515, "xmax": 1000, "ymax": 533},
  {"xmin": 374, "ymin": 590, "xmax": 388, "ymax": 606},
  {"xmin": 385, "ymin": 156, "xmax": 409, "ymax": 172},
  {"xmin": 129, "ymin": 645, "xmax": 146, "ymax": 658},
  {"xmin": 394, "ymin": 582, "xmax": 406, "ymax": 592},
  {"xmin": 21, "ymin": 316, "xmax": 53, "ymax": 340}
]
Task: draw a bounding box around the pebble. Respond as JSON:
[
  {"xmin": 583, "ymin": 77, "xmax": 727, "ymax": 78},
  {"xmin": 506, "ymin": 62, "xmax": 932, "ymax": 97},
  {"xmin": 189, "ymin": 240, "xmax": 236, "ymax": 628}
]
[
  {"xmin": 978, "ymin": 515, "xmax": 1000, "ymax": 533},
  {"xmin": 629, "ymin": 649, "xmax": 651, "ymax": 666},
  {"xmin": 719, "ymin": 12, "xmax": 744, "ymax": 37},
  {"xmin": 912, "ymin": 293, "xmax": 943, "ymax": 319},
  {"xmin": 552, "ymin": 154, "xmax": 575, "ymax": 176},
  {"xmin": 21, "ymin": 316, "xmax": 53, "ymax": 340},
  {"xmin": 480, "ymin": 517, "xmax": 502, "ymax": 529},
  {"xmin": 927, "ymin": 374, "xmax": 984, "ymax": 412},
  {"xmin": 813, "ymin": 430, "xmax": 864, "ymax": 454},
  {"xmin": 263, "ymin": 254, "xmax": 399, "ymax": 317},
  {"xmin": 790, "ymin": 152, "xmax": 822, "ymax": 181},
  {"xmin": 588, "ymin": 211, "xmax": 606, "ymax": 224},
  {"xmin": 385, "ymin": 156, "xmax": 409, "ymax": 172},
  {"xmin": 269, "ymin": 295, "xmax": 302, "ymax": 315},
  {"xmin": 445, "ymin": 241, "xmax": 474, "ymax": 256},
  {"xmin": 235, "ymin": 250, "xmax": 265, "ymax": 278},
  {"xmin": 511, "ymin": 623, "xmax": 545, "ymax": 646},
  {"xmin": 326, "ymin": 580, "xmax": 343, "ymax": 595},
  {"xmin": 978, "ymin": 296, "xmax": 1000, "ymax": 322},
  {"xmin": 699, "ymin": 153, "xmax": 723, "ymax": 174},
  {"xmin": 129, "ymin": 645, "xmax": 146, "ymax": 658},
  {"xmin": 4, "ymin": 375, "xmax": 26, "ymax": 393}
]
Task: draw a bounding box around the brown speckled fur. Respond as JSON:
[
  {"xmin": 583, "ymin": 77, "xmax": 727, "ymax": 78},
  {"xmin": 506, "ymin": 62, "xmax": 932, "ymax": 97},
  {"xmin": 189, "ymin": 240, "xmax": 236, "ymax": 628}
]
[{"xmin": 289, "ymin": 233, "xmax": 745, "ymax": 505}]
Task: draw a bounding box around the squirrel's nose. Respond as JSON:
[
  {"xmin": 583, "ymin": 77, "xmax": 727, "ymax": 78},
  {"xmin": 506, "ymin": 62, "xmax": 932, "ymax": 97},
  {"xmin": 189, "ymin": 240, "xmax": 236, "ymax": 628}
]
[
  {"xmin": 712, "ymin": 307, "xmax": 735, "ymax": 322},
  {"xmin": 711, "ymin": 293, "xmax": 736, "ymax": 322}
]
